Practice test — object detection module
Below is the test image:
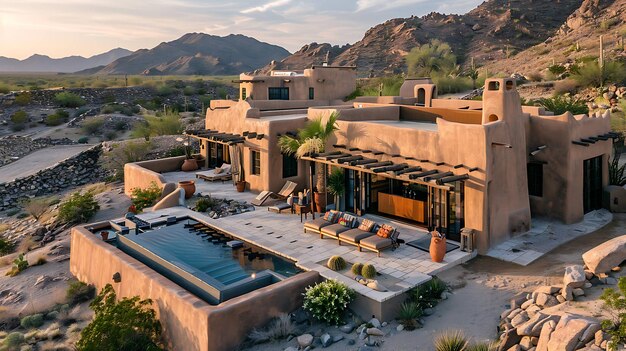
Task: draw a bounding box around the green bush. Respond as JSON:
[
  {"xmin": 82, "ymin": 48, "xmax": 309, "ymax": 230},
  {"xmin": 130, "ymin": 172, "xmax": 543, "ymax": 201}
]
[
  {"xmin": 410, "ymin": 277, "xmax": 448, "ymax": 309},
  {"xmin": 406, "ymin": 40, "xmax": 458, "ymax": 77},
  {"xmin": 247, "ymin": 314, "xmax": 296, "ymax": 344},
  {"xmin": 183, "ymin": 86, "xmax": 196, "ymax": 96},
  {"xmin": 67, "ymin": 281, "xmax": 96, "ymax": 305},
  {"xmin": 14, "ymin": 92, "xmax": 32, "ymax": 105},
  {"xmin": 22, "ymin": 196, "xmax": 55, "ymax": 221},
  {"xmin": 82, "ymin": 117, "xmax": 105, "ymax": 135},
  {"xmin": 397, "ymin": 302, "xmax": 423, "ymax": 330},
  {"xmin": 434, "ymin": 330, "xmax": 468, "ymax": 351},
  {"xmin": 361, "ymin": 263, "xmax": 377, "ymax": 279},
  {"xmin": 432, "ymin": 74, "xmax": 472, "ymax": 95},
  {"xmin": 20, "ymin": 313, "xmax": 44, "ymax": 329},
  {"xmin": 6, "ymin": 253, "xmax": 29, "ymax": 277},
  {"xmin": 10, "ymin": 110, "xmax": 28, "ymax": 125},
  {"xmin": 572, "ymin": 61, "xmax": 626, "ymax": 88},
  {"xmin": 351, "ymin": 262, "xmax": 363, "ymax": 275},
  {"xmin": 327, "ymin": 255, "xmax": 346, "ymax": 271},
  {"xmin": 548, "ymin": 64, "xmax": 567, "ymax": 76},
  {"xmin": 77, "ymin": 136, "xmax": 89, "ymax": 144},
  {"xmin": 165, "ymin": 146, "xmax": 186, "ymax": 157},
  {"xmin": 303, "ymin": 279, "xmax": 355, "ymax": 325},
  {"xmin": 58, "ymin": 191, "xmax": 100, "ymax": 224},
  {"xmin": 0, "ymin": 83, "xmax": 10, "ymax": 94},
  {"xmin": 156, "ymin": 85, "xmax": 174, "ymax": 96},
  {"xmin": 131, "ymin": 182, "xmax": 162, "ymax": 211},
  {"xmin": 466, "ymin": 342, "xmax": 497, "ymax": 351},
  {"xmin": 131, "ymin": 110, "xmax": 183, "ymax": 139},
  {"xmin": 3, "ymin": 332, "xmax": 25, "ymax": 348},
  {"xmin": 0, "ymin": 238, "xmax": 13, "ymax": 256},
  {"xmin": 194, "ymin": 195, "xmax": 218, "ymax": 212},
  {"xmin": 55, "ymin": 92, "xmax": 86, "ymax": 107},
  {"xmin": 600, "ymin": 277, "xmax": 626, "ymax": 351},
  {"xmin": 537, "ymin": 95, "xmax": 589, "ymax": 115},
  {"xmin": 103, "ymin": 131, "xmax": 117, "ymax": 141},
  {"xmin": 45, "ymin": 109, "xmax": 70, "ymax": 126},
  {"xmin": 76, "ymin": 284, "xmax": 163, "ymax": 351},
  {"xmin": 102, "ymin": 141, "xmax": 152, "ymax": 180}
]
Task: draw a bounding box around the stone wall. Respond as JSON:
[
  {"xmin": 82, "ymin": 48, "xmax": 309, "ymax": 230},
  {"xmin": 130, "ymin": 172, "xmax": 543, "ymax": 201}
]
[
  {"xmin": 0, "ymin": 136, "xmax": 75, "ymax": 167},
  {"xmin": 0, "ymin": 145, "xmax": 105, "ymax": 211}
]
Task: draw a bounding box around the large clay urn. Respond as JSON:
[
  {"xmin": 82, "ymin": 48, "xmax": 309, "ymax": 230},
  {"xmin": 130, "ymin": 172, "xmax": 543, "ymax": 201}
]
[
  {"xmin": 236, "ymin": 181, "xmax": 246, "ymax": 192},
  {"xmin": 429, "ymin": 230, "xmax": 446, "ymax": 263},
  {"xmin": 181, "ymin": 159, "xmax": 198, "ymax": 172},
  {"xmin": 178, "ymin": 180, "xmax": 196, "ymax": 199},
  {"xmin": 313, "ymin": 191, "xmax": 326, "ymax": 213}
]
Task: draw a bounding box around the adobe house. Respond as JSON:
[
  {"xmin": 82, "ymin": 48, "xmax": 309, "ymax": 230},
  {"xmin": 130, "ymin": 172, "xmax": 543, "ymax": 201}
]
[{"xmin": 193, "ymin": 69, "xmax": 612, "ymax": 254}]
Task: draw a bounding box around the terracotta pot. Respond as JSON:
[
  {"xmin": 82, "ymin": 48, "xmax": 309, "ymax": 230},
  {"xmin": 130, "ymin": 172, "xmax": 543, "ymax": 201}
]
[
  {"xmin": 313, "ymin": 191, "xmax": 326, "ymax": 213},
  {"xmin": 430, "ymin": 235, "xmax": 446, "ymax": 263},
  {"xmin": 100, "ymin": 231, "xmax": 109, "ymax": 241},
  {"xmin": 193, "ymin": 155, "xmax": 206, "ymax": 167},
  {"xmin": 236, "ymin": 181, "xmax": 246, "ymax": 192},
  {"xmin": 181, "ymin": 158, "xmax": 198, "ymax": 172},
  {"xmin": 178, "ymin": 180, "xmax": 196, "ymax": 199}
]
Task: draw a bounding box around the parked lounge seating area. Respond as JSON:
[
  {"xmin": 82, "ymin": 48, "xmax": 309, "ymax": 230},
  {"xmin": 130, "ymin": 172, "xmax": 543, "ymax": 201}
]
[{"xmin": 304, "ymin": 210, "xmax": 400, "ymax": 257}]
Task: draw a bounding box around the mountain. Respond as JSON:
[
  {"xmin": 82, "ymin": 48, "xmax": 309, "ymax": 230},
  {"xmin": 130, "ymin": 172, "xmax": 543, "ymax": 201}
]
[
  {"xmin": 92, "ymin": 33, "xmax": 291, "ymax": 76},
  {"xmin": 0, "ymin": 48, "xmax": 132, "ymax": 73},
  {"xmin": 260, "ymin": 0, "xmax": 585, "ymax": 75},
  {"xmin": 481, "ymin": 0, "xmax": 624, "ymax": 75}
]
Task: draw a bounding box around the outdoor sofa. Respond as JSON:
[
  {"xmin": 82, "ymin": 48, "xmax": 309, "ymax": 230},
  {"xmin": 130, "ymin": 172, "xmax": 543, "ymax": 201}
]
[
  {"xmin": 195, "ymin": 163, "xmax": 232, "ymax": 182},
  {"xmin": 304, "ymin": 210, "xmax": 400, "ymax": 257}
]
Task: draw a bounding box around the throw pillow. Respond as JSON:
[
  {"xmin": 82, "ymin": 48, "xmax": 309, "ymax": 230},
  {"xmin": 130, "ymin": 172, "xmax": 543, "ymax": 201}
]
[
  {"xmin": 341, "ymin": 213, "xmax": 356, "ymax": 228},
  {"xmin": 327, "ymin": 210, "xmax": 341, "ymax": 223},
  {"xmin": 376, "ymin": 224, "xmax": 395, "ymax": 238},
  {"xmin": 338, "ymin": 217, "xmax": 352, "ymax": 227},
  {"xmin": 358, "ymin": 219, "xmax": 376, "ymax": 232},
  {"xmin": 214, "ymin": 167, "xmax": 224, "ymax": 174},
  {"xmin": 323, "ymin": 211, "xmax": 332, "ymax": 221}
]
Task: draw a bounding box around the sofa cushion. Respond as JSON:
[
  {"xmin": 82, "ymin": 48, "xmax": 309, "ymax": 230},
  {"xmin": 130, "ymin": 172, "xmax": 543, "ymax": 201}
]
[
  {"xmin": 327, "ymin": 210, "xmax": 341, "ymax": 223},
  {"xmin": 360, "ymin": 235, "xmax": 392, "ymax": 250},
  {"xmin": 376, "ymin": 224, "xmax": 395, "ymax": 238},
  {"xmin": 304, "ymin": 218, "xmax": 333, "ymax": 231},
  {"xmin": 339, "ymin": 229, "xmax": 376, "ymax": 243},
  {"xmin": 358, "ymin": 219, "xmax": 376, "ymax": 232},
  {"xmin": 321, "ymin": 223, "xmax": 351, "ymax": 237}
]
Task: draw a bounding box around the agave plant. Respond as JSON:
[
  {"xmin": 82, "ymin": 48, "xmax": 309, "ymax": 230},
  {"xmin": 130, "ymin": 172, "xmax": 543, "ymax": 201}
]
[
  {"xmin": 434, "ymin": 330, "xmax": 468, "ymax": 351},
  {"xmin": 278, "ymin": 112, "xmax": 339, "ymax": 195}
]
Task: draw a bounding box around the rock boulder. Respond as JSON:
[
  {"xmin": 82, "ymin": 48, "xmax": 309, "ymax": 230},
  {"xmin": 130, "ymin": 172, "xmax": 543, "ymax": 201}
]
[
  {"xmin": 582, "ymin": 235, "xmax": 626, "ymax": 274},
  {"xmin": 563, "ymin": 265, "xmax": 586, "ymax": 288}
]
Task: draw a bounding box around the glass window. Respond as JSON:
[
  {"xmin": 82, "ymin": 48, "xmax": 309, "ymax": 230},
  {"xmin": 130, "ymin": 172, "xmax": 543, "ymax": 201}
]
[
  {"xmin": 241, "ymin": 87, "xmax": 247, "ymax": 100},
  {"xmin": 268, "ymin": 87, "xmax": 289, "ymax": 100},
  {"xmin": 251, "ymin": 150, "xmax": 261, "ymax": 175},
  {"xmin": 282, "ymin": 153, "xmax": 298, "ymax": 178},
  {"xmin": 309, "ymin": 87, "xmax": 314, "ymax": 100},
  {"xmin": 527, "ymin": 163, "xmax": 543, "ymax": 197}
]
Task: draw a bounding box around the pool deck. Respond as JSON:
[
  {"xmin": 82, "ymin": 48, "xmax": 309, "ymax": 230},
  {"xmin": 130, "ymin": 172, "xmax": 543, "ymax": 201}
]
[{"xmin": 139, "ymin": 173, "xmax": 476, "ymax": 303}]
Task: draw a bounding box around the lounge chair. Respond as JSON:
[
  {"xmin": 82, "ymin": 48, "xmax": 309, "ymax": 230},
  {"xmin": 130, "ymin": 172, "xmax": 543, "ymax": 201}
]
[
  {"xmin": 251, "ymin": 181, "xmax": 298, "ymax": 206},
  {"xmin": 359, "ymin": 225, "xmax": 400, "ymax": 257},
  {"xmin": 195, "ymin": 163, "xmax": 232, "ymax": 182},
  {"xmin": 268, "ymin": 202, "xmax": 292, "ymax": 213},
  {"xmin": 338, "ymin": 218, "xmax": 377, "ymax": 247},
  {"xmin": 320, "ymin": 213, "xmax": 357, "ymax": 240}
]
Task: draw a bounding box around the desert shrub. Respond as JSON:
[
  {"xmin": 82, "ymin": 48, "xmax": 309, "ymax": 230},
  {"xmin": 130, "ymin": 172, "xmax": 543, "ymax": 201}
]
[
  {"xmin": 0, "ymin": 84, "xmax": 10, "ymax": 94},
  {"xmin": 406, "ymin": 39, "xmax": 458, "ymax": 77},
  {"xmin": 14, "ymin": 92, "xmax": 31, "ymax": 105},
  {"xmin": 600, "ymin": 17, "xmax": 620, "ymax": 31},
  {"xmin": 217, "ymin": 87, "xmax": 228, "ymax": 99},
  {"xmin": 57, "ymin": 191, "xmax": 100, "ymax": 224},
  {"xmin": 351, "ymin": 262, "xmax": 363, "ymax": 275},
  {"xmin": 600, "ymin": 277, "xmax": 626, "ymax": 350},
  {"xmin": 3, "ymin": 332, "xmax": 25, "ymax": 348},
  {"xmin": 410, "ymin": 277, "xmax": 448, "ymax": 309},
  {"xmin": 302, "ymin": 279, "xmax": 355, "ymax": 325},
  {"xmin": 432, "ymin": 74, "xmax": 472, "ymax": 94},
  {"xmin": 165, "ymin": 146, "xmax": 186, "ymax": 157},
  {"xmin": 537, "ymin": 95, "xmax": 589, "ymax": 115},
  {"xmin": 6, "ymin": 253, "xmax": 29, "ymax": 277},
  {"xmin": 361, "ymin": 263, "xmax": 377, "ymax": 279},
  {"xmin": 129, "ymin": 77, "xmax": 143, "ymax": 86},
  {"xmin": 554, "ymin": 79, "xmax": 580, "ymax": 95},
  {"xmin": 77, "ymin": 136, "xmax": 89, "ymax": 144},
  {"xmin": 183, "ymin": 86, "xmax": 196, "ymax": 96},
  {"xmin": 45, "ymin": 109, "xmax": 70, "ymax": 126},
  {"xmin": 10, "ymin": 110, "xmax": 28, "ymax": 125},
  {"xmin": 33, "ymin": 256, "xmax": 47, "ymax": 266},
  {"xmin": 247, "ymin": 314, "xmax": 296, "ymax": 344},
  {"xmin": 131, "ymin": 182, "xmax": 162, "ymax": 212},
  {"xmin": 466, "ymin": 342, "xmax": 498, "ymax": 351},
  {"xmin": 156, "ymin": 85, "xmax": 174, "ymax": 96},
  {"xmin": 113, "ymin": 120, "xmax": 127, "ymax": 131},
  {"xmin": 131, "ymin": 110, "xmax": 183, "ymax": 139},
  {"xmin": 548, "ymin": 64, "xmax": 566, "ymax": 76},
  {"xmin": 21, "ymin": 196, "xmax": 55, "ymax": 221},
  {"xmin": 327, "ymin": 255, "xmax": 346, "ymax": 271},
  {"xmin": 194, "ymin": 195, "xmax": 218, "ymax": 212},
  {"xmin": 6, "ymin": 208, "xmax": 20, "ymax": 216},
  {"xmin": 67, "ymin": 281, "xmax": 96, "ymax": 305},
  {"xmin": 397, "ymin": 302, "xmax": 423, "ymax": 330},
  {"xmin": 103, "ymin": 131, "xmax": 117, "ymax": 141},
  {"xmin": 55, "ymin": 92, "xmax": 86, "ymax": 107},
  {"xmin": 102, "ymin": 141, "xmax": 152, "ymax": 180},
  {"xmin": 20, "ymin": 314, "xmax": 44, "ymax": 329},
  {"xmin": 0, "ymin": 238, "xmax": 13, "ymax": 256},
  {"xmin": 525, "ymin": 71, "xmax": 543, "ymax": 82},
  {"xmin": 10, "ymin": 123, "xmax": 25, "ymax": 132},
  {"xmin": 81, "ymin": 117, "xmax": 105, "ymax": 135},
  {"xmin": 572, "ymin": 61, "xmax": 626, "ymax": 88},
  {"xmin": 76, "ymin": 284, "xmax": 163, "ymax": 351},
  {"xmin": 434, "ymin": 330, "xmax": 468, "ymax": 351}
]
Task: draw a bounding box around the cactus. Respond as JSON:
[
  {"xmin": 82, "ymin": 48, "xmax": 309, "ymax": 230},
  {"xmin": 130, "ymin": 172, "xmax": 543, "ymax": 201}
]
[
  {"xmin": 351, "ymin": 262, "xmax": 364, "ymax": 275},
  {"xmin": 327, "ymin": 255, "xmax": 346, "ymax": 271},
  {"xmin": 361, "ymin": 263, "xmax": 377, "ymax": 279}
]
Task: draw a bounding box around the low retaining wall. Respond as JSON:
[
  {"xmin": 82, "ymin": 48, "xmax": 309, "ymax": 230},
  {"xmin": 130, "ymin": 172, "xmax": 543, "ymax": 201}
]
[
  {"xmin": 0, "ymin": 145, "xmax": 103, "ymax": 211},
  {"xmin": 70, "ymin": 224, "xmax": 320, "ymax": 351},
  {"xmin": 123, "ymin": 156, "xmax": 185, "ymax": 197}
]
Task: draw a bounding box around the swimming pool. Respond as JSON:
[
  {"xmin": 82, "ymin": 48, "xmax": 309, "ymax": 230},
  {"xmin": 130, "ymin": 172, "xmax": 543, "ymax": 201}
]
[{"xmin": 114, "ymin": 218, "xmax": 301, "ymax": 305}]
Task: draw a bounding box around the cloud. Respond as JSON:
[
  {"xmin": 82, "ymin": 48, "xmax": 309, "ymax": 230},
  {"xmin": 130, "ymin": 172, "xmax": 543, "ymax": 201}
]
[
  {"xmin": 355, "ymin": 0, "xmax": 427, "ymax": 12},
  {"xmin": 241, "ymin": 0, "xmax": 291, "ymax": 14}
]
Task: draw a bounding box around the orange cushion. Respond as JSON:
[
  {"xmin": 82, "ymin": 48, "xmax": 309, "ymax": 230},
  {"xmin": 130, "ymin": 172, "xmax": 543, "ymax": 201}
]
[{"xmin": 376, "ymin": 224, "xmax": 395, "ymax": 238}]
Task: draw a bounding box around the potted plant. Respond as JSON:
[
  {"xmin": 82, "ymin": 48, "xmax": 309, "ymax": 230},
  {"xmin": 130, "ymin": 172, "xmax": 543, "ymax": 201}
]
[
  {"xmin": 278, "ymin": 112, "xmax": 339, "ymax": 212},
  {"xmin": 327, "ymin": 167, "xmax": 345, "ymax": 211},
  {"xmin": 178, "ymin": 180, "xmax": 196, "ymax": 199},
  {"xmin": 429, "ymin": 228, "xmax": 446, "ymax": 262},
  {"xmin": 100, "ymin": 231, "xmax": 109, "ymax": 240},
  {"xmin": 236, "ymin": 180, "xmax": 246, "ymax": 192},
  {"xmin": 178, "ymin": 136, "xmax": 198, "ymax": 172}
]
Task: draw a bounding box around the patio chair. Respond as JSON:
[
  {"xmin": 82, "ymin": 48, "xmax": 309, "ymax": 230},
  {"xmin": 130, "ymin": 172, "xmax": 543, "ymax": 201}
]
[
  {"xmin": 359, "ymin": 225, "xmax": 400, "ymax": 257},
  {"xmin": 251, "ymin": 181, "xmax": 298, "ymax": 206},
  {"xmin": 195, "ymin": 163, "xmax": 232, "ymax": 182},
  {"xmin": 268, "ymin": 202, "xmax": 292, "ymax": 213},
  {"xmin": 320, "ymin": 213, "xmax": 357, "ymax": 240},
  {"xmin": 337, "ymin": 218, "xmax": 377, "ymax": 247},
  {"xmin": 251, "ymin": 191, "xmax": 273, "ymax": 206}
]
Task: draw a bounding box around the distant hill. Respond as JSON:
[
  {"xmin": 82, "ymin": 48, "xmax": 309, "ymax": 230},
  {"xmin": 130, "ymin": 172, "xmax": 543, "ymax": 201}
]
[
  {"xmin": 92, "ymin": 33, "xmax": 291, "ymax": 76},
  {"xmin": 259, "ymin": 0, "xmax": 585, "ymax": 75},
  {"xmin": 0, "ymin": 48, "xmax": 132, "ymax": 73}
]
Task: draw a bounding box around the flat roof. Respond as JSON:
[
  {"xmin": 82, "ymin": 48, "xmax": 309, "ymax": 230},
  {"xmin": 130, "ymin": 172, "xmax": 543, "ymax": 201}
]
[
  {"xmin": 259, "ymin": 113, "xmax": 308, "ymax": 122},
  {"xmin": 363, "ymin": 120, "xmax": 438, "ymax": 132}
]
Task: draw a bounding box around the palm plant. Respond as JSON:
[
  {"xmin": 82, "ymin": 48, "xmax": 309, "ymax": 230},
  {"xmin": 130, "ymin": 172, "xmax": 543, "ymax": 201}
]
[
  {"xmin": 278, "ymin": 112, "xmax": 340, "ymax": 197},
  {"xmin": 327, "ymin": 168, "xmax": 345, "ymax": 210},
  {"xmin": 609, "ymin": 144, "xmax": 626, "ymax": 186}
]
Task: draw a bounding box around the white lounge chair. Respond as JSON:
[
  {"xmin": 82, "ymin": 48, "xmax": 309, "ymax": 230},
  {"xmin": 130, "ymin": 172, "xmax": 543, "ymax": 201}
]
[
  {"xmin": 195, "ymin": 163, "xmax": 232, "ymax": 182},
  {"xmin": 251, "ymin": 181, "xmax": 298, "ymax": 206}
]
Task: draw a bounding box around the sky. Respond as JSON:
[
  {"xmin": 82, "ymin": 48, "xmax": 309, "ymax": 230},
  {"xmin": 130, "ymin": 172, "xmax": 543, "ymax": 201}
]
[{"xmin": 1, "ymin": 0, "xmax": 483, "ymax": 60}]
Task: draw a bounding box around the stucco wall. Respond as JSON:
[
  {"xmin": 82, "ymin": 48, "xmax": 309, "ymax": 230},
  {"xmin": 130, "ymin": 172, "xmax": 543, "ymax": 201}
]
[
  {"xmin": 123, "ymin": 156, "xmax": 184, "ymax": 197},
  {"xmin": 70, "ymin": 225, "xmax": 320, "ymax": 351}
]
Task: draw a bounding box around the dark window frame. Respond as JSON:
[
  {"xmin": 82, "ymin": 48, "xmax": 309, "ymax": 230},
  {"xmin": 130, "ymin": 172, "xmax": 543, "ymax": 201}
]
[
  {"xmin": 282, "ymin": 153, "xmax": 298, "ymax": 178},
  {"xmin": 308, "ymin": 87, "xmax": 314, "ymax": 100},
  {"xmin": 268, "ymin": 87, "xmax": 289, "ymax": 100},
  {"xmin": 251, "ymin": 150, "xmax": 261, "ymax": 176},
  {"xmin": 527, "ymin": 162, "xmax": 544, "ymax": 197},
  {"xmin": 241, "ymin": 87, "xmax": 247, "ymax": 100}
]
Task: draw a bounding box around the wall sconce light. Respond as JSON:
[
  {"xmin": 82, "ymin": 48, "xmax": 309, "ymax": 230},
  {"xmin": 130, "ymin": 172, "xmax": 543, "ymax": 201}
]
[
  {"xmin": 283, "ymin": 79, "xmax": 291, "ymax": 83},
  {"xmin": 529, "ymin": 145, "xmax": 547, "ymax": 156},
  {"xmin": 112, "ymin": 272, "xmax": 121, "ymax": 283},
  {"xmin": 491, "ymin": 142, "xmax": 512, "ymax": 148}
]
